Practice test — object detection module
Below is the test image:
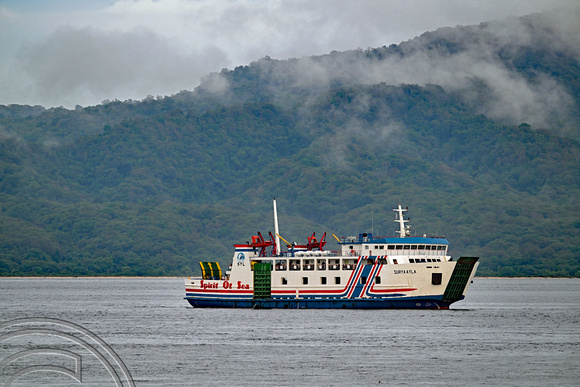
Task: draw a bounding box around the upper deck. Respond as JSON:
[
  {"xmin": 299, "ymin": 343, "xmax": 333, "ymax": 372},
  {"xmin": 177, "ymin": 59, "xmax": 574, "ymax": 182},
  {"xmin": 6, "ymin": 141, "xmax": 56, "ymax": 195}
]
[
  {"xmin": 233, "ymin": 202, "xmax": 450, "ymax": 260},
  {"xmin": 337, "ymin": 233, "xmax": 449, "ymax": 245},
  {"xmin": 336, "ymin": 233, "xmax": 449, "ymax": 257}
]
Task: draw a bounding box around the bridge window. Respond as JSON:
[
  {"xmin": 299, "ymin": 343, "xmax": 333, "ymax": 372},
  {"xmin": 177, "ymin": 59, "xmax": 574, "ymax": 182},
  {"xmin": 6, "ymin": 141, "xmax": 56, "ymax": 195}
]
[
  {"xmin": 342, "ymin": 259, "xmax": 356, "ymax": 270},
  {"xmin": 388, "ymin": 245, "xmax": 395, "ymax": 250},
  {"xmin": 409, "ymin": 259, "xmax": 415, "ymax": 263},
  {"xmin": 290, "ymin": 259, "xmax": 300, "ymax": 270},
  {"xmin": 275, "ymin": 259, "xmax": 287, "ymax": 271},
  {"xmin": 404, "ymin": 245, "xmax": 410, "ymax": 250}
]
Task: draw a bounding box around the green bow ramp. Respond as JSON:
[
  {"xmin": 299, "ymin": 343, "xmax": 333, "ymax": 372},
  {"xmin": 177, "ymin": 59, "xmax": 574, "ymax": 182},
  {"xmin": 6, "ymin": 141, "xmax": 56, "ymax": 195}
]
[
  {"xmin": 442, "ymin": 257, "xmax": 479, "ymax": 303},
  {"xmin": 253, "ymin": 262, "xmax": 272, "ymax": 299}
]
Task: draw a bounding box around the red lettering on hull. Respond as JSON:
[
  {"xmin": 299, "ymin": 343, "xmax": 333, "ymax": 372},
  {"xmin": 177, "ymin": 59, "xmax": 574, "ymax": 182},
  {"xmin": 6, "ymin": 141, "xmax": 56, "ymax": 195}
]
[
  {"xmin": 197, "ymin": 280, "xmax": 248, "ymax": 291},
  {"xmin": 199, "ymin": 280, "xmax": 219, "ymax": 290}
]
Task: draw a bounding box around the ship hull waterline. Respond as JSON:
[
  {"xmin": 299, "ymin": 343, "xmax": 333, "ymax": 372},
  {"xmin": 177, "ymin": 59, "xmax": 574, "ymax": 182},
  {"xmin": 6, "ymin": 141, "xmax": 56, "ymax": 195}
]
[{"xmin": 184, "ymin": 296, "xmax": 463, "ymax": 309}]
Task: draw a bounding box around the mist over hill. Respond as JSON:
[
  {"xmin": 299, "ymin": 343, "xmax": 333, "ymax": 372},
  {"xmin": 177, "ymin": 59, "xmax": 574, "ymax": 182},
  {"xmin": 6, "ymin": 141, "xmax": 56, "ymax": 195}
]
[
  {"xmin": 0, "ymin": 10, "xmax": 578, "ymax": 277},
  {"xmin": 195, "ymin": 10, "xmax": 580, "ymax": 137}
]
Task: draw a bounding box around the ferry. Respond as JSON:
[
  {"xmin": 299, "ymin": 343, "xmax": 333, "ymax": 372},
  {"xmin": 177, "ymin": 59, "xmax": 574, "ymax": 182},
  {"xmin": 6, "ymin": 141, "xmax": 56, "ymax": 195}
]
[{"xmin": 184, "ymin": 199, "xmax": 479, "ymax": 309}]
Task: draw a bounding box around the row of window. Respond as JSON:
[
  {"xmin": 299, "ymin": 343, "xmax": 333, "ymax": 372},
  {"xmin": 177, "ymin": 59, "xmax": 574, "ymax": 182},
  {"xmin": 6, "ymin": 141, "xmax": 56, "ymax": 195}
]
[
  {"xmin": 251, "ymin": 257, "xmax": 444, "ymax": 272},
  {"xmin": 270, "ymin": 258, "xmax": 380, "ymax": 272},
  {"xmin": 409, "ymin": 258, "xmax": 442, "ymax": 263},
  {"xmin": 354, "ymin": 245, "xmax": 447, "ymax": 251},
  {"xmin": 280, "ymin": 275, "xmax": 381, "ymax": 286}
]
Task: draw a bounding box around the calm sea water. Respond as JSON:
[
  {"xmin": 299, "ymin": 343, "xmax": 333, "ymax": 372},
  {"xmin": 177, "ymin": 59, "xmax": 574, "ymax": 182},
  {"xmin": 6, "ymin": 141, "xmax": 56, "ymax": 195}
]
[{"xmin": 0, "ymin": 278, "xmax": 578, "ymax": 386}]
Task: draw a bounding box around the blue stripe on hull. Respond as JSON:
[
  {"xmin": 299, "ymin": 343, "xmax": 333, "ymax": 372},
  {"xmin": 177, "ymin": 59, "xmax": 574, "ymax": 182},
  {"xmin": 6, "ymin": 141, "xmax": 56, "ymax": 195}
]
[
  {"xmin": 185, "ymin": 296, "xmax": 462, "ymax": 309},
  {"xmin": 349, "ymin": 264, "xmax": 375, "ymax": 298}
]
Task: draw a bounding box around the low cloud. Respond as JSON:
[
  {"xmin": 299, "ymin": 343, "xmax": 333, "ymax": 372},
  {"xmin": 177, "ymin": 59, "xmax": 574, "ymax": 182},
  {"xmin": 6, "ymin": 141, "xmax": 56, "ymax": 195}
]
[
  {"xmin": 1, "ymin": 0, "xmax": 577, "ymax": 108},
  {"xmin": 9, "ymin": 26, "xmax": 227, "ymax": 107},
  {"xmin": 258, "ymin": 9, "xmax": 580, "ymax": 132}
]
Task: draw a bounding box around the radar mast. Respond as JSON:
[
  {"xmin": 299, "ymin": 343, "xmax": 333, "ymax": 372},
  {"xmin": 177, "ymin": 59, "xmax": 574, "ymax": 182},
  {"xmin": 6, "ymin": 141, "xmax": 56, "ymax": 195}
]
[{"xmin": 394, "ymin": 202, "xmax": 411, "ymax": 237}]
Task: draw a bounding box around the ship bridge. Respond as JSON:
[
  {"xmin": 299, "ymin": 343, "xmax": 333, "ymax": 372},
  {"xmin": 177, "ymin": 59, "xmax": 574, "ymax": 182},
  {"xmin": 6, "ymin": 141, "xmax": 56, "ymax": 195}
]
[{"xmin": 337, "ymin": 233, "xmax": 450, "ymax": 258}]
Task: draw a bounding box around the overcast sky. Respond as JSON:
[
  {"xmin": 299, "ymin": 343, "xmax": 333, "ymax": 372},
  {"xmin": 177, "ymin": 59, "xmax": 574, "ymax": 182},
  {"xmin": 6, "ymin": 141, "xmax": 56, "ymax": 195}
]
[{"xmin": 0, "ymin": 0, "xmax": 577, "ymax": 108}]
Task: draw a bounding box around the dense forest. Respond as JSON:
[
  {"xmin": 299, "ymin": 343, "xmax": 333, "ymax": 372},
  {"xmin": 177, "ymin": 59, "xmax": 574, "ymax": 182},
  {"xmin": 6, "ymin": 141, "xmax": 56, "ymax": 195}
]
[{"xmin": 0, "ymin": 12, "xmax": 578, "ymax": 277}]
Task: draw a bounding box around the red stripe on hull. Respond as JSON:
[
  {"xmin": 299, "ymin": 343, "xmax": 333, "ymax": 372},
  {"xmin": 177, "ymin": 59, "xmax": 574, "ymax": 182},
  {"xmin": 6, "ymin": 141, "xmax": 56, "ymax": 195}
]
[{"xmin": 185, "ymin": 288, "xmax": 253, "ymax": 294}]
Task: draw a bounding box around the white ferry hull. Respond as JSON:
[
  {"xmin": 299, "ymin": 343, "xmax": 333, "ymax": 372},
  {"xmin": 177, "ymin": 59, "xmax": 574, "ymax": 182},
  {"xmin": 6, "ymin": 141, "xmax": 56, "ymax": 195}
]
[{"xmin": 185, "ymin": 256, "xmax": 479, "ymax": 309}]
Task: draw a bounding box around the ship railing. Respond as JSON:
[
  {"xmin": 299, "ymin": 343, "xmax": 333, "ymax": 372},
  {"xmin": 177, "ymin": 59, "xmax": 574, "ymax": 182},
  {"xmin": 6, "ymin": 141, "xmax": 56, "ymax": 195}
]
[
  {"xmin": 280, "ymin": 250, "xmax": 343, "ymax": 257},
  {"xmin": 406, "ymin": 249, "xmax": 447, "ymax": 256},
  {"xmin": 337, "ymin": 235, "xmax": 447, "ymax": 243},
  {"xmin": 277, "ymin": 250, "xmax": 447, "ymax": 258}
]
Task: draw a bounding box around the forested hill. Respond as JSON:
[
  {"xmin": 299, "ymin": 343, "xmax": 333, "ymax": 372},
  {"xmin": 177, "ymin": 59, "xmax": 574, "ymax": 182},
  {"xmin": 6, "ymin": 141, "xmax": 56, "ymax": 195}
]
[{"xmin": 0, "ymin": 10, "xmax": 578, "ymax": 277}]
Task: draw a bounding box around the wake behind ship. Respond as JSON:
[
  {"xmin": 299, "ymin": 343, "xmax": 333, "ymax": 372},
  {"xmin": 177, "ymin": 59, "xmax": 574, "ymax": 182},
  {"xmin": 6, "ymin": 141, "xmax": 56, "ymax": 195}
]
[{"xmin": 184, "ymin": 200, "xmax": 478, "ymax": 309}]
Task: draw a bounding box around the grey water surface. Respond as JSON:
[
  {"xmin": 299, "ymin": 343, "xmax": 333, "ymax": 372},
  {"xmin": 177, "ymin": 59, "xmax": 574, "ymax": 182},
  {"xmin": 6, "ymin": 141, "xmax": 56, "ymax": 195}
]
[{"xmin": 0, "ymin": 277, "xmax": 578, "ymax": 386}]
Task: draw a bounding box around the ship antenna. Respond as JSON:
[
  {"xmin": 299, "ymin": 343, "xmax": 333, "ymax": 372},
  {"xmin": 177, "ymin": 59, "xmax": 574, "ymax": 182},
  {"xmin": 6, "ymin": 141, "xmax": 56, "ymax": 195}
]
[{"xmin": 273, "ymin": 198, "xmax": 281, "ymax": 255}]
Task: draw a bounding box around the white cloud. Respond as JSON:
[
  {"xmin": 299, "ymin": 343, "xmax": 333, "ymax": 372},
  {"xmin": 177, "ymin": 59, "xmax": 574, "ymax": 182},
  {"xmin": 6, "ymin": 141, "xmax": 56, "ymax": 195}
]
[
  {"xmin": 12, "ymin": 25, "xmax": 227, "ymax": 107},
  {"xmin": 0, "ymin": 0, "xmax": 577, "ymax": 108}
]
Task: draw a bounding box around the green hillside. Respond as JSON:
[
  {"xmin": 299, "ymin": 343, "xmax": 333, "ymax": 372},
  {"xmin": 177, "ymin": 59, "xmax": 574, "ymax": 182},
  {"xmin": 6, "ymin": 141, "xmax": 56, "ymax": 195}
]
[{"xmin": 0, "ymin": 12, "xmax": 578, "ymax": 277}]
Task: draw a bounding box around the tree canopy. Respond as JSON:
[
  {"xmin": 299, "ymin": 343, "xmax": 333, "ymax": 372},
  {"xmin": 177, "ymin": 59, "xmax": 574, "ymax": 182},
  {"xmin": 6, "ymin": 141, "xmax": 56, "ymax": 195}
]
[{"xmin": 0, "ymin": 12, "xmax": 578, "ymax": 277}]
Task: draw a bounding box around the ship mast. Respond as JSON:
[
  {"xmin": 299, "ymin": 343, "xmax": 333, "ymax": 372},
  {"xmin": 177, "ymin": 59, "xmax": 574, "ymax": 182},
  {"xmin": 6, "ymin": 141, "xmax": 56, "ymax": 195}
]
[
  {"xmin": 273, "ymin": 198, "xmax": 281, "ymax": 255},
  {"xmin": 394, "ymin": 202, "xmax": 411, "ymax": 237}
]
